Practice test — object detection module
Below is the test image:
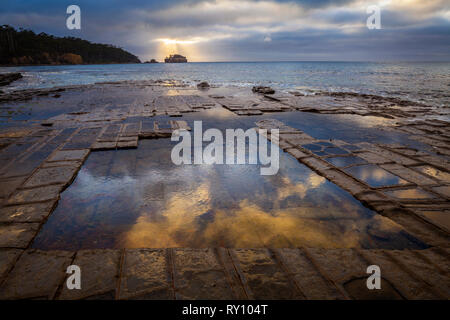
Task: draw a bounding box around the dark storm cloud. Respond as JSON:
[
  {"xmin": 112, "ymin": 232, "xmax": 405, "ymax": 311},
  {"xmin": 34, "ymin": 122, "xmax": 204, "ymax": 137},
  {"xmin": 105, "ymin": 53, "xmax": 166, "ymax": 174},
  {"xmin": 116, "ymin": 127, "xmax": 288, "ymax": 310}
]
[{"xmin": 1, "ymin": 0, "xmax": 449, "ymax": 61}]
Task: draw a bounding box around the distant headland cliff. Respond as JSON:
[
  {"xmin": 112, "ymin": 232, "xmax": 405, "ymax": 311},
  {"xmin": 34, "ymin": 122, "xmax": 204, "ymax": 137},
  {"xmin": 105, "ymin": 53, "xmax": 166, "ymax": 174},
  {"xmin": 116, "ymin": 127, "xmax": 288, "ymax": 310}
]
[
  {"xmin": 0, "ymin": 25, "xmax": 141, "ymax": 66},
  {"xmin": 164, "ymin": 54, "xmax": 187, "ymax": 63}
]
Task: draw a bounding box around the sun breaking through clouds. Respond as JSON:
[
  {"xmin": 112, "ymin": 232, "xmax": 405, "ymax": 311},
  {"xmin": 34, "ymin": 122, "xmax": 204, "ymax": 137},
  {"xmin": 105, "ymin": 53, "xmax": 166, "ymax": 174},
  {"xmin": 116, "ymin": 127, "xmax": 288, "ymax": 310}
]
[{"xmin": 1, "ymin": 0, "xmax": 449, "ymax": 61}]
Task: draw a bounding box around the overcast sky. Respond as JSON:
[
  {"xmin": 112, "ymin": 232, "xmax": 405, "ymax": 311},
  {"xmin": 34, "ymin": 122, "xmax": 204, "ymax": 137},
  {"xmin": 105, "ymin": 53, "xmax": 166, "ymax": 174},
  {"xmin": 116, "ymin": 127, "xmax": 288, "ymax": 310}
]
[{"xmin": 1, "ymin": 0, "xmax": 449, "ymax": 62}]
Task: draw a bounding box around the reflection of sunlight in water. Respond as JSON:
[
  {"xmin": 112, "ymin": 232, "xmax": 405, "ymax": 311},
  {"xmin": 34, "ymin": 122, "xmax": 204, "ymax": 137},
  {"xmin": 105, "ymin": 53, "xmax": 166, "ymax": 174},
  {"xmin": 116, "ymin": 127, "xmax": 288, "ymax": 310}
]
[
  {"xmin": 344, "ymin": 115, "xmax": 396, "ymax": 128},
  {"xmin": 166, "ymin": 89, "xmax": 180, "ymax": 96},
  {"xmin": 201, "ymin": 107, "xmax": 237, "ymax": 119},
  {"xmin": 416, "ymin": 166, "xmax": 450, "ymax": 182}
]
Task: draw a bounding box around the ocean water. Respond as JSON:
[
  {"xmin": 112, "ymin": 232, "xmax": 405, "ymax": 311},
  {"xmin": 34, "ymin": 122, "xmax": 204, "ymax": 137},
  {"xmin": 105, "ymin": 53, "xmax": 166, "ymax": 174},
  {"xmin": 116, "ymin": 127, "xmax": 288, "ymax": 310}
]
[{"xmin": 1, "ymin": 61, "xmax": 449, "ymax": 106}]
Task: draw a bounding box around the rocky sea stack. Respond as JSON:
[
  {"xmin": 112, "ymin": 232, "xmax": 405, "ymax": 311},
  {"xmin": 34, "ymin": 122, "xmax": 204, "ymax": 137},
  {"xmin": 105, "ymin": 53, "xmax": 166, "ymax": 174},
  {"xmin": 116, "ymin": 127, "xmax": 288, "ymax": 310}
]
[{"xmin": 164, "ymin": 54, "xmax": 187, "ymax": 63}]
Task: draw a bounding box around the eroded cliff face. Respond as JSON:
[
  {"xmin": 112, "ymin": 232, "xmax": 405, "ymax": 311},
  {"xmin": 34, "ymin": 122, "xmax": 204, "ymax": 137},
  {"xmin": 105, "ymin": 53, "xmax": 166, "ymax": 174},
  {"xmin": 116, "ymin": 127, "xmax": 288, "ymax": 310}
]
[{"xmin": 10, "ymin": 52, "xmax": 84, "ymax": 65}]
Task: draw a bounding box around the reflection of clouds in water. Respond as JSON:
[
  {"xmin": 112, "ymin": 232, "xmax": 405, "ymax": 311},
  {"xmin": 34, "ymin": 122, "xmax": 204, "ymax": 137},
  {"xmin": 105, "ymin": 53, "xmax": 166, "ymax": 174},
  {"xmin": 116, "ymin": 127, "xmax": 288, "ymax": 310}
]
[
  {"xmin": 48, "ymin": 139, "xmax": 421, "ymax": 249},
  {"xmin": 202, "ymin": 202, "xmax": 407, "ymax": 248},
  {"xmin": 276, "ymin": 176, "xmax": 307, "ymax": 200},
  {"xmin": 358, "ymin": 166, "xmax": 390, "ymax": 182},
  {"xmin": 276, "ymin": 173, "xmax": 325, "ymax": 200},
  {"xmin": 118, "ymin": 167, "xmax": 407, "ymax": 248},
  {"xmin": 418, "ymin": 166, "xmax": 450, "ymax": 182},
  {"xmin": 308, "ymin": 174, "xmax": 326, "ymax": 188},
  {"xmin": 120, "ymin": 187, "xmax": 408, "ymax": 248},
  {"xmin": 121, "ymin": 182, "xmax": 212, "ymax": 247}
]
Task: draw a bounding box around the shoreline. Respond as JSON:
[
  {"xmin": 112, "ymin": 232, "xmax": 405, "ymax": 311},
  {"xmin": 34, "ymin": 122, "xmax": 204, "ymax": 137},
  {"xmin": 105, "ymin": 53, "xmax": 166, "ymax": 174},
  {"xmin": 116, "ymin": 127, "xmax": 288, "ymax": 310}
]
[
  {"xmin": 0, "ymin": 62, "xmax": 144, "ymax": 68},
  {"xmin": 1, "ymin": 62, "xmax": 449, "ymax": 109},
  {"xmin": 0, "ymin": 79, "xmax": 447, "ymax": 116}
]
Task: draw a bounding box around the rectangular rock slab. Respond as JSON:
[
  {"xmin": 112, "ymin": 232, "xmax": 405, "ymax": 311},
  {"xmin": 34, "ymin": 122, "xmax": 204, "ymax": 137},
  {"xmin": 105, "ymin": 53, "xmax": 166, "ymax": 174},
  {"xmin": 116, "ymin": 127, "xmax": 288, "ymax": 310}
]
[
  {"xmin": 322, "ymin": 169, "xmax": 368, "ymax": 194},
  {"xmin": 277, "ymin": 139, "xmax": 293, "ymax": 151},
  {"xmin": 305, "ymin": 248, "xmax": 368, "ymax": 284},
  {"xmin": 380, "ymin": 164, "xmax": 437, "ymax": 186},
  {"xmin": 42, "ymin": 160, "xmax": 82, "ymax": 168},
  {"xmin": 0, "ymin": 200, "xmax": 56, "ymax": 223},
  {"xmin": 301, "ymin": 157, "xmax": 331, "ymax": 172},
  {"xmin": 358, "ymin": 249, "xmax": 439, "ymax": 299},
  {"xmin": 356, "ymin": 152, "xmax": 392, "ymax": 165},
  {"xmin": 417, "ymin": 248, "xmax": 450, "ymax": 276},
  {"xmin": 231, "ymin": 249, "xmax": 303, "ymax": 299},
  {"xmin": 380, "ymin": 207, "xmax": 450, "ymax": 247},
  {"xmin": 118, "ymin": 136, "xmax": 138, "ymax": 142},
  {"xmin": 173, "ymin": 248, "xmax": 237, "ymax": 299},
  {"xmin": 285, "ymin": 148, "xmax": 309, "ymax": 159},
  {"xmin": 58, "ymin": 249, "xmax": 120, "ymax": 300},
  {"xmin": 415, "ymin": 210, "xmax": 450, "ymax": 233},
  {"xmin": 0, "ymin": 223, "xmax": 39, "ymax": 248},
  {"xmin": 117, "ymin": 140, "xmax": 138, "ymax": 149},
  {"xmin": 431, "ymin": 185, "xmax": 450, "ymax": 198},
  {"xmin": 7, "ymin": 184, "xmax": 63, "ymax": 205},
  {"xmin": 47, "ymin": 149, "xmax": 89, "ymax": 162},
  {"xmin": 355, "ymin": 191, "xmax": 390, "ymax": 202},
  {"xmin": 275, "ymin": 248, "xmax": 344, "ymax": 300},
  {"xmin": 118, "ymin": 249, "xmax": 173, "ymax": 299},
  {"xmin": 372, "ymin": 149, "xmax": 420, "ymax": 166},
  {"xmin": 23, "ymin": 166, "xmax": 79, "ymax": 188},
  {"xmin": 0, "ymin": 249, "xmax": 22, "ymax": 280},
  {"xmin": 0, "ymin": 249, "xmax": 73, "ymax": 299},
  {"xmin": 0, "ymin": 177, "xmax": 25, "ymax": 199},
  {"xmin": 92, "ymin": 141, "xmax": 117, "ymax": 151},
  {"xmin": 388, "ymin": 250, "xmax": 450, "ymax": 297},
  {"xmin": 418, "ymin": 155, "xmax": 449, "ymax": 172}
]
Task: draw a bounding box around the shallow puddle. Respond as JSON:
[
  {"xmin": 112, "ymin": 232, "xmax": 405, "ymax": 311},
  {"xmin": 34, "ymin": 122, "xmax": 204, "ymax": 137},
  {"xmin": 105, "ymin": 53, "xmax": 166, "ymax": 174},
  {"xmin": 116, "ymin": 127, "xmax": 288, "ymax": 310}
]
[
  {"xmin": 326, "ymin": 156, "xmax": 368, "ymax": 168},
  {"xmin": 344, "ymin": 164, "xmax": 409, "ymax": 188},
  {"xmin": 32, "ymin": 109, "xmax": 426, "ymax": 250},
  {"xmin": 414, "ymin": 165, "xmax": 450, "ymax": 183}
]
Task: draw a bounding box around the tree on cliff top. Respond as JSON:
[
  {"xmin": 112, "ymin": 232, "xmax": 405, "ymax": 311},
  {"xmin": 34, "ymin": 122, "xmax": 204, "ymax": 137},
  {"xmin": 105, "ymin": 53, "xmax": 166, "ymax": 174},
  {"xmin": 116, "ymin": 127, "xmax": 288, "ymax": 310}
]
[{"xmin": 0, "ymin": 25, "xmax": 141, "ymax": 65}]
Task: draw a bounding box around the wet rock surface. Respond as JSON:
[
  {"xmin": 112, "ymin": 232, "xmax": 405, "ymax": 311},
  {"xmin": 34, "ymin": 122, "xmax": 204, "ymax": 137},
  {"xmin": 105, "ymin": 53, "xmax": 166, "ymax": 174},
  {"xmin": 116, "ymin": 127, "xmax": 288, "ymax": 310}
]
[
  {"xmin": 197, "ymin": 81, "xmax": 210, "ymax": 89},
  {"xmin": 0, "ymin": 73, "xmax": 22, "ymax": 86},
  {"xmin": 58, "ymin": 249, "xmax": 121, "ymax": 300},
  {"xmin": 0, "ymin": 81, "xmax": 448, "ymax": 299},
  {"xmin": 252, "ymin": 86, "xmax": 275, "ymax": 94},
  {"xmin": 256, "ymin": 118, "xmax": 450, "ymax": 245},
  {"xmin": 0, "ymin": 247, "xmax": 448, "ymax": 299},
  {"xmin": 0, "ymin": 223, "xmax": 40, "ymax": 248}
]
